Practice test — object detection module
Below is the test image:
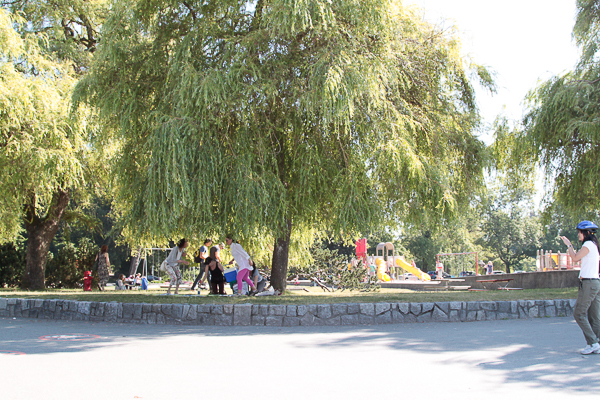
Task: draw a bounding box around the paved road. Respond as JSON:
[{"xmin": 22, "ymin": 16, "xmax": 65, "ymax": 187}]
[{"xmin": 1, "ymin": 317, "xmax": 599, "ymax": 399}]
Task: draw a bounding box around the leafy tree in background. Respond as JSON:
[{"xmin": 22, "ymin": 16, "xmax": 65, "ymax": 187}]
[
  {"xmin": 78, "ymin": 0, "xmax": 493, "ymax": 291},
  {"xmin": 0, "ymin": 242, "xmax": 25, "ymax": 287},
  {"xmin": 478, "ymin": 187, "xmax": 541, "ymax": 273},
  {"xmin": 0, "ymin": 7, "xmax": 101, "ymax": 289}
]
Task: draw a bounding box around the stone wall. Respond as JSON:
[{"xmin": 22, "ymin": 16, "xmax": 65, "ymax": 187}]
[{"xmin": 0, "ymin": 297, "xmax": 577, "ymax": 326}]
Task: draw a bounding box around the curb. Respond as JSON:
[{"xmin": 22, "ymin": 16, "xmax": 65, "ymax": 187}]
[{"xmin": 0, "ymin": 297, "xmax": 576, "ymax": 327}]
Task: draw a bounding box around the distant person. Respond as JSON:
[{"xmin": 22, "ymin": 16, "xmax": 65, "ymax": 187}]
[
  {"xmin": 115, "ymin": 274, "xmax": 126, "ymax": 290},
  {"xmin": 205, "ymin": 246, "xmax": 225, "ymax": 295},
  {"xmin": 165, "ymin": 239, "xmax": 189, "ymax": 295},
  {"xmin": 436, "ymin": 261, "xmax": 444, "ymax": 279},
  {"xmin": 225, "ymin": 235, "xmax": 257, "ymax": 296},
  {"xmin": 251, "ymin": 261, "xmax": 267, "ymax": 293},
  {"xmin": 561, "ymin": 221, "xmax": 600, "ymax": 355},
  {"xmin": 191, "ymin": 238, "xmax": 212, "ymax": 291},
  {"xmin": 95, "ymin": 245, "xmax": 110, "ymax": 291},
  {"xmin": 486, "ymin": 261, "xmax": 493, "ymax": 275}
]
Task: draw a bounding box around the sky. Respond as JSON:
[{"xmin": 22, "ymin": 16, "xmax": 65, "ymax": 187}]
[{"xmin": 405, "ymin": 0, "xmax": 581, "ymax": 143}]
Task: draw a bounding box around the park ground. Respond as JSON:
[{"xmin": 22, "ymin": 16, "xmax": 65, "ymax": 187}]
[
  {"xmin": 1, "ymin": 316, "xmax": 599, "ymax": 400},
  {"xmin": 0, "ymin": 286, "xmax": 579, "ymax": 304}
]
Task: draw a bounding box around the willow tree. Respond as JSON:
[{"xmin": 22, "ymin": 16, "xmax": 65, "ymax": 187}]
[
  {"xmin": 503, "ymin": 0, "xmax": 600, "ymax": 215},
  {"xmin": 78, "ymin": 0, "xmax": 492, "ymax": 290},
  {"xmin": 0, "ymin": 8, "xmax": 97, "ymax": 289}
]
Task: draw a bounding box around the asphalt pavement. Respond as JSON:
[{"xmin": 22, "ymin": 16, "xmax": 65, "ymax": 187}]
[{"xmin": 1, "ymin": 316, "xmax": 599, "ymax": 399}]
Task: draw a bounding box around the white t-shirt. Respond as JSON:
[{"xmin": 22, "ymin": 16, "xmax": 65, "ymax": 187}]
[
  {"xmin": 579, "ymin": 241, "xmax": 600, "ymax": 279},
  {"xmin": 230, "ymin": 243, "xmax": 252, "ymax": 271}
]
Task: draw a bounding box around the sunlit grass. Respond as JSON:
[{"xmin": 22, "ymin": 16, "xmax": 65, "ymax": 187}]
[{"xmin": 0, "ymin": 286, "xmax": 578, "ymax": 305}]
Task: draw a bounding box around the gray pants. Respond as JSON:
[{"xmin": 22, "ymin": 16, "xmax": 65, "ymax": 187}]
[{"xmin": 574, "ymin": 279, "xmax": 600, "ymax": 345}]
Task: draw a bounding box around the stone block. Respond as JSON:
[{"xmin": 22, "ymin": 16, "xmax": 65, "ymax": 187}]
[
  {"xmin": 308, "ymin": 304, "xmax": 318, "ymax": 315},
  {"xmin": 122, "ymin": 303, "xmax": 134, "ymax": 319},
  {"xmin": 48, "ymin": 300, "xmax": 57, "ymax": 312},
  {"xmin": 449, "ymin": 310, "xmax": 460, "ymax": 322},
  {"xmin": 360, "ymin": 303, "xmax": 375, "ymax": 316},
  {"xmin": 157, "ymin": 314, "xmax": 166, "ymax": 324},
  {"xmin": 497, "ymin": 313, "xmax": 510, "ymax": 320},
  {"xmin": 449, "ymin": 301, "xmax": 462, "ymax": 310},
  {"xmin": 252, "ymin": 305, "xmax": 259, "ymax": 315},
  {"xmin": 375, "ymin": 303, "xmax": 390, "ymax": 315},
  {"xmin": 332, "ymin": 304, "xmax": 347, "ymax": 317},
  {"xmin": 283, "ymin": 317, "xmax": 301, "ymax": 327},
  {"xmin": 324, "ymin": 316, "xmax": 341, "ymax": 326},
  {"xmin": 497, "ymin": 301, "xmax": 511, "ymax": 313},
  {"xmin": 435, "ymin": 302, "xmax": 450, "ymax": 314},
  {"xmin": 296, "ymin": 305, "xmax": 308, "ymax": 316},
  {"xmin": 269, "ymin": 305, "xmax": 286, "ymax": 316},
  {"xmin": 300, "ymin": 314, "xmax": 316, "ymax": 326},
  {"xmin": 286, "ymin": 305, "xmax": 297, "ymax": 317},
  {"xmin": 398, "ymin": 303, "xmax": 409, "ymax": 314},
  {"xmin": 485, "ymin": 311, "xmax": 497, "ymax": 320},
  {"xmin": 359, "ymin": 314, "xmax": 375, "ymax": 324},
  {"xmin": 259, "ymin": 305, "xmax": 269, "ymax": 316},
  {"xmin": 341, "ymin": 314, "xmax": 360, "ymax": 326},
  {"xmin": 432, "ymin": 307, "xmax": 448, "ymax": 322},
  {"xmin": 511, "ymin": 301, "xmax": 518, "ymax": 314},
  {"xmin": 467, "ymin": 302, "xmax": 480, "ymax": 311},
  {"xmin": 198, "ymin": 314, "xmax": 215, "ymax": 325},
  {"xmin": 410, "ymin": 303, "xmax": 421, "ymax": 315},
  {"xmin": 317, "ymin": 305, "xmax": 332, "ymax": 319},
  {"xmin": 152, "ymin": 304, "xmax": 162, "ymax": 313},
  {"xmin": 34, "ymin": 299, "xmax": 44, "ymax": 309},
  {"xmin": 466, "ymin": 311, "xmax": 477, "ymax": 322},
  {"xmin": 234, "ymin": 304, "xmax": 252, "ymax": 326},
  {"xmin": 545, "ymin": 305, "xmax": 556, "ymax": 317},
  {"xmin": 210, "ymin": 305, "xmax": 223, "ymax": 315},
  {"xmin": 476, "ymin": 311, "xmax": 485, "ymax": 321},
  {"xmin": 147, "ymin": 313, "xmax": 157, "ymax": 324},
  {"xmin": 7, "ymin": 298, "xmax": 17, "ymax": 305},
  {"xmin": 518, "ymin": 306, "xmax": 528, "ymax": 319},
  {"xmin": 265, "ymin": 316, "xmax": 283, "ymax": 326},
  {"xmin": 417, "ymin": 313, "xmax": 432, "ymax": 323},
  {"xmin": 0, "ymin": 298, "xmax": 7, "ymax": 310},
  {"xmin": 105, "ymin": 303, "xmax": 118, "ymax": 322},
  {"xmin": 133, "ymin": 304, "xmax": 143, "ymax": 320},
  {"xmin": 404, "ymin": 314, "xmax": 417, "ymax": 323},
  {"xmin": 391, "ymin": 310, "xmax": 404, "ymax": 323},
  {"xmin": 21, "ymin": 300, "xmax": 30, "ymax": 311},
  {"xmin": 422, "ymin": 303, "xmax": 434, "ymax": 313},
  {"xmin": 347, "ymin": 303, "xmax": 360, "ymax": 314},
  {"xmin": 215, "ymin": 314, "xmax": 233, "ymax": 326},
  {"xmin": 161, "ymin": 304, "xmax": 172, "ymax": 316},
  {"xmin": 142, "ymin": 304, "xmax": 151, "ymax": 313},
  {"xmin": 252, "ymin": 316, "xmax": 266, "ymax": 326},
  {"xmin": 69, "ymin": 301, "xmax": 78, "ymax": 311},
  {"xmin": 569, "ymin": 299, "xmax": 577, "ymax": 309},
  {"xmin": 78, "ymin": 302, "xmax": 92, "ymax": 316},
  {"xmin": 375, "ymin": 312, "xmax": 391, "ymax": 324},
  {"xmin": 223, "ymin": 304, "xmax": 233, "ymax": 314},
  {"xmin": 197, "ymin": 304, "xmax": 211, "ymax": 314},
  {"xmin": 529, "ymin": 306, "xmax": 539, "ymax": 318},
  {"xmin": 172, "ymin": 304, "xmax": 184, "ymax": 319},
  {"xmin": 186, "ymin": 305, "xmax": 197, "ymax": 321}
]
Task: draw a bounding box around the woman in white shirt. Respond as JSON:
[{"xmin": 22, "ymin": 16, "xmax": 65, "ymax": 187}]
[
  {"xmin": 225, "ymin": 235, "xmax": 257, "ymax": 295},
  {"xmin": 561, "ymin": 220, "xmax": 600, "ymax": 354},
  {"xmin": 165, "ymin": 239, "xmax": 190, "ymax": 295}
]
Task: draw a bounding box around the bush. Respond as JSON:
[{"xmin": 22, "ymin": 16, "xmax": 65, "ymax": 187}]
[
  {"xmin": 46, "ymin": 238, "xmax": 98, "ymax": 288},
  {"xmin": 0, "ymin": 242, "xmax": 25, "ymax": 287}
]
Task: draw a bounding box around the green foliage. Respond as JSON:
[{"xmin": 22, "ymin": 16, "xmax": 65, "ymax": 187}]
[
  {"xmin": 309, "ymin": 243, "xmax": 379, "ymax": 292},
  {"xmin": 76, "ymin": 0, "xmax": 492, "ymax": 264},
  {"xmin": 0, "ymin": 242, "xmax": 25, "ymax": 287},
  {"xmin": 45, "ymin": 237, "xmax": 98, "ymax": 288}
]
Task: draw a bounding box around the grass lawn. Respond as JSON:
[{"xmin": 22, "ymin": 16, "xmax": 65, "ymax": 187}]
[{"xmin": 0, "ymin": 286, "xmax": 578, "ymax": 305}]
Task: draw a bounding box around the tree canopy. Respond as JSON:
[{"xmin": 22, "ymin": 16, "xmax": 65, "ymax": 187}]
[
  {"xmin": 0, "ymin": 7, "xmax": 96, "ymax": 289},
  {"xmin": 77, "ymin": 0, "xmax": 493, "ymax": 289}
]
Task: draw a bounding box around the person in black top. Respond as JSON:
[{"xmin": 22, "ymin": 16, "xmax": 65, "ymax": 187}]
[{"xmin": 204, "ymin": 246, "xmax": 225, "ymax": 294}]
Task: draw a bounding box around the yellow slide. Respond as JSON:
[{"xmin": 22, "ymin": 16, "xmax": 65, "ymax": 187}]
[
  {"xmin": 375, "ymin": 258, "xmax": 391, "ymax": 282},
  {"xmin": 395, "ymin": 258, "xmax": 431, "ymax": 281}
]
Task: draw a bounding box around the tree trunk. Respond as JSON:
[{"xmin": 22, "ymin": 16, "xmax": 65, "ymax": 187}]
[
  {"xmin": 22, "ymin": 189, "xmax": 70, "ymax": 290},
  {"xmin": 270, "ymin": 219, "xmax": 292, "ymax": 292}
]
